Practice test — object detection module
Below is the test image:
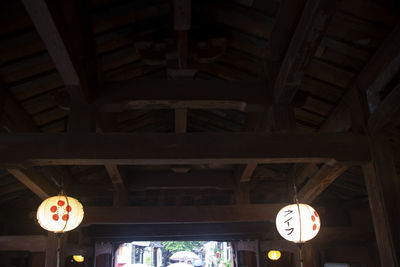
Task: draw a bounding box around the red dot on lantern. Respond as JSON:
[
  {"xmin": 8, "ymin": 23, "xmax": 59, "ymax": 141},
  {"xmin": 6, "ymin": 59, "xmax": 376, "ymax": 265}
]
[
  {"xmin": 311, "ymin": 215, "xmax": 315, "ymax": 222},
  {"xmin": 50, "ymin": 206, "xmax": 57, "ymax": 212},
  {"xmin": 314, "ymin": 211, "xmax": 319, "ymax": 217},
  {"xmin": 66, "ymin": 205, "xmax": 72, "ymax": 212},
  {"xmin": 53, "ymin": 214, "xmax": 59, "ymax": 221},
  {"xmin": 62, "ymin": 214, "xmax": 69, "ymax": 221},
  {"xmin": 58, "ymin": 200, "xmax": 65, "ymax": 206},
  {"xmin": 313, "ymin": 224, "xmax": 317, "ymax": 231}
]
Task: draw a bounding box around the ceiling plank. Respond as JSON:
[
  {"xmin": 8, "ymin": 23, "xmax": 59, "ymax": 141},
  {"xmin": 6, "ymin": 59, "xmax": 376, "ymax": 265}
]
[
  {"xmin": 82, "ymin": 204, "xmax": 285, "ymax": 225},
  {"xmin": 21, "ymin": 0, "xmax": 98, "ymax": 102},
  {"xmin": 294, "ymin": 24, "xmax": 400, "ymax": 201},
  {"xmin": 0, "ymin": 132, "xmax": 370, "ymax": 166},
  {"xmin": 297, "ymin": 163, "xmax": 349, "ymax": 203}
]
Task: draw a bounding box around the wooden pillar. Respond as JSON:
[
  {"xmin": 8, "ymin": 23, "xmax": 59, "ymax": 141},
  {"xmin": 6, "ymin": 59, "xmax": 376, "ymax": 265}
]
[
  {"xmin": 301, "ymin": 245, "xmax": 320, "ymax": 267},
  {"xmin": 45, "ymin": 233, "xmax": 59, "ymax": 267},
  {"xmin": 362, "ymin": 136, "xmax": 400, "ymax": 267}
]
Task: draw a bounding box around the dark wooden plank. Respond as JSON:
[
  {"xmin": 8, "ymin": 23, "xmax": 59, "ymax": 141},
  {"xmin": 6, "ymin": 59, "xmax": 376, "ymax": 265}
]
[
  {"xmin": 82, "ymin": 204, "xmax": 285, "ymax": 225},
  {"xmin": 0, "ymin": 132, "xmax": 370, "ymax": 166},
  {"xmin": 0, "ymin": 235, "xmax": 47, "ymax": 252},
  {"xmin": 274, "ymin": 0, "xmax": 339, "ymax": 103},
  {"xmin": 96, "ymin": 80, "xmax": 269, "ymax": 112},
  {"xmin": 362, "ymin": 137, "xmax": 400, "ymax": 266},
  {"xmin": 22, "ymin": 0, "xmax": 98, "ymax": 102},
  {"xmin": 298, "ymin": 163, "xmax": 348, "ymax": 203},
  {"xmin": 128, "ymin": 171, "xmax": 234, "ymax": 190}
]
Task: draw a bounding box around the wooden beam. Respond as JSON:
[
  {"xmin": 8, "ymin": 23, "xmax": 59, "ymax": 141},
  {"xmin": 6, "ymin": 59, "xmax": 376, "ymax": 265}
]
[
  {"xmin": 82, "ymin": 204, "xmax": 285, "ymax": 225},
  {"xmin": 321, "ymin": 24, "xmax": 400, "ymax": 133},
  {"xmin": 273, "ymin": 0, "xmax": 338, "ymax": 104},
  {"xmin": 0, "ymin": 235, "xmax": 47, "ymax": 252},
  {"xmin": 369, "ymin": 82, "xmax": 400, "ymax": 135},
  {"xmin": 238, "ymin": 163, "xmax": 257, "ymax": 183},
  {"xmin": 105, "ymin": 164, "xmax": 129, "ymax": 206},
  {"xmin": 128, "ymin": 171, "xmax": 234, "ymax": 190},
  {"xmin": 22, "ymin": 0, "xmax": 98, "ymax": 102},
  {"xmin": 0, "ymin": 132, "xmax": 370, "ymax": 166},
  {"xmin": 357, "ymin": 24, "xmax": 400, "ymax": 104},
  {"xmin": 7, "ymin": 168, "xmax": 58, "ymax": 200},
  {"xmin": 297, "ymin": 162, "xmax": 348, "ymax": 203},
  {"xmin": 98, "ymin": 115, "xmax": 129, "ymax": 207},
  {"xmin": 84, "ymin": 222, "xmax": 271, "ymax": 239},
  {"xmin": 362, "ymin": 137, "xmax": 400, "ymax": 266},
  {"xmin": 95, "ymin": 80, "xmax": 269, "ymax": 112}
]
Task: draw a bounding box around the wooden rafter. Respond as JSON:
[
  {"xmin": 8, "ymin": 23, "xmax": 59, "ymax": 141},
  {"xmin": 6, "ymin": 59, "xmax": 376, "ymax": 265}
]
[
  {"xmin": 6, "ymin": 169, "xmax": 57, "ymax": 200},
  {"xmin": 0, "ymin": 132, "xmax": 370, "ymax": 166},
  {"xmin": 273, "ymin": 0, "xmax": 339, "ymax": 104},
  {"xmin": 21, "ymin": 0, "xmax": 98, "ymax": 102},
  {"xmin": 297, "ymin": 162, "xmax": 348, "ymax": 203},
  {"xmin": 294, "ymin": 23, "xmax": 400, "ymax": 203}
]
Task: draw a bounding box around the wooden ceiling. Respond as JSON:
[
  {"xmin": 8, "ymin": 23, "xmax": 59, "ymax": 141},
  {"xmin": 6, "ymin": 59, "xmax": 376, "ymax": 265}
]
[{"xmin": 0, "ymin": 0, "xmax": 400, "ymax": 260}]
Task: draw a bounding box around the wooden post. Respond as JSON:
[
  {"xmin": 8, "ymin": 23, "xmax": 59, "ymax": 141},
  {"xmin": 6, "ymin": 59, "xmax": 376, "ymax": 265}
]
[
  {"xmin": 362, "ymin": 136, "xmax": 400, "ymax": 267},
  {"xmin": 301, "ymin": 245, "xmax": 320, "ymax": 267},
  {"xmin": 45, "ymin": 233, "xmax": 58, "ymax": 267}
]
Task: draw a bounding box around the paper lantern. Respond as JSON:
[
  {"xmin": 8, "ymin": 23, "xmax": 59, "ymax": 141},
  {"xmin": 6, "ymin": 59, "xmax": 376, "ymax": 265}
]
[
  {"xmin": 73, "ymin": 255, "xmax": 85, "ymax": 263},
  {"xmin": 267, "ymin": 250, "xmax": 281, "ymax": 261},
  {"xmin": 275, "ymin": 203, "xmax": 320, "ymax": 243},
  {"xmin": 37, "ymin": 195, "xmax": 84, "ymax": 233}
]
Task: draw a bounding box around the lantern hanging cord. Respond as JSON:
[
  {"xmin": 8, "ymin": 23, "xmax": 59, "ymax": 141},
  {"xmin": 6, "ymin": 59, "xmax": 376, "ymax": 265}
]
[{"xmin": 292, "ymin": 171, "xmax": 299, "ymax": 205}]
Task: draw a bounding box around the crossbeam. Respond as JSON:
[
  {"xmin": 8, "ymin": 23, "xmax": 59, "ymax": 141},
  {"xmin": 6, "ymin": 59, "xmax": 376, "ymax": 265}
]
[
  {"xmin": 0, "ymin": 133, "xmax": 369, "ymax": 166},
  {"xmin": 95, "ymin": 80, "xmax": 269, "ymax": 112},
  {"xmin": 82, "ymin": 204, "xmax": 285, "ymax": 225}
]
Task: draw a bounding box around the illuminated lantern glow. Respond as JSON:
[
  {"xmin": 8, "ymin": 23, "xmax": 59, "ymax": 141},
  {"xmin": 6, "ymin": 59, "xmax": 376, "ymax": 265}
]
[
  {"xmin": 275, "ymin": 203, "xmax": 320, "ymax": 243},
  {"xmin": 267, "ymin": 250, "xmax": 281, "ymax": 261},
  {"xmin": 37, "ymin": 195, "xmax": 84, "ymax": 233},
  {"xmin": 73, "ymin": 255, "xmax": 85, "ymax": 263}
]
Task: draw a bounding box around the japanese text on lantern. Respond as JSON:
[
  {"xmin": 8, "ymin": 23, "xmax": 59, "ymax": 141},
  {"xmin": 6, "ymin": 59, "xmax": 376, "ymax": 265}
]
[{"xmin": 284, "ymin": 209, "xmax": 294, "ymax": 236}]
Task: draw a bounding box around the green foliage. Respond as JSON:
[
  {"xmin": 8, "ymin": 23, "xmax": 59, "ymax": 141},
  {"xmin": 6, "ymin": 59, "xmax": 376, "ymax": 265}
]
[
  {"xmin": 223, "ymin": 261, "xmax": 232, "ymax": 267},
  {"xmin": 162, "ymin": 241, "xmax": 205, "ymax": 254}
]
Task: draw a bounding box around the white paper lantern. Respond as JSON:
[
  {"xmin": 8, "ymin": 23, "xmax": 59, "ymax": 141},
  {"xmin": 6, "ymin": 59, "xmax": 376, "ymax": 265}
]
[
  {"xmin": 37, "ymin": 195, "xmax": 84, "ymax": 233},
  {"xmin": 275, "ymin": 203, "xmax": 320, "ymax": 243}
]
